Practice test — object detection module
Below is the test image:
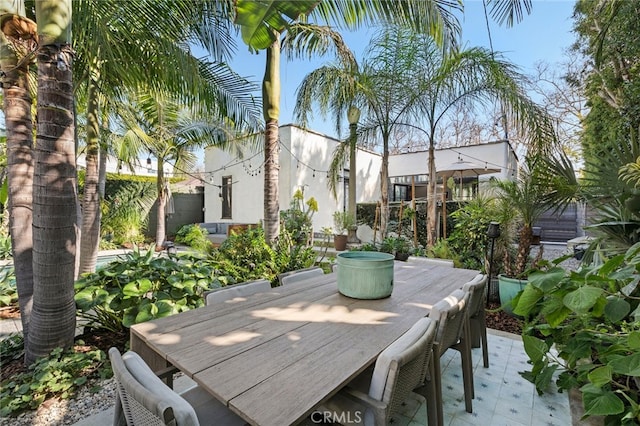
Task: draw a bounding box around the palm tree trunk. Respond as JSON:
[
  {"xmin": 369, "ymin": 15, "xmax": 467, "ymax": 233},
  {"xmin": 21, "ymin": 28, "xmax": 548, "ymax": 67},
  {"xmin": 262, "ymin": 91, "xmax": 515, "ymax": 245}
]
[
  {"xmin": 1, "ymin": 29, "xmax": 34, "ymax": 358},
  {"xmin": 28, "ymin": 20, "xmax": 77, "ymax": 365},
  {"xmin": 79, "ymin": 76, "xmax": 101, "ymax": 273},
  {"xmin": 155, "ymin": 159, "xmax": 167, "ymax": 250},
  {"xmin": 380, "ymin": 136, "xmax": 390, "ymax": 237},
  {"xmin": 515, "ymin": 225, "xmax": 533, "ymax": 276},
  {"xmin": 263, "ymin": 39, "xmax": 281, "ymax": 244},
  {"xmin": 426, "ymin": 141, "xmax": 438, "ymax": 247}
]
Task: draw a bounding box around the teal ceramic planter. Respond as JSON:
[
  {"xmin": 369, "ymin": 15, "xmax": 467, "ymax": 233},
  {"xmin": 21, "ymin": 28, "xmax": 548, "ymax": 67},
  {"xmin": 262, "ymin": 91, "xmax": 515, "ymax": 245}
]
[
  {"xmin": 498, "ymin": 274, "xmax": 528, "ymax": 315},
  {"xmin": 337, "ymin": 252, "xmax": 395, "ymax": 299}
]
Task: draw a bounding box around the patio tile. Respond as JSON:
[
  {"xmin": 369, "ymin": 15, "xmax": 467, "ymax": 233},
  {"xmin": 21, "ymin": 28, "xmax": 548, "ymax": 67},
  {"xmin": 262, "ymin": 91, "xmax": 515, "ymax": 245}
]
[{"xmin": 402, "ymin": 329, "xmax": 572, "ymax": 426}]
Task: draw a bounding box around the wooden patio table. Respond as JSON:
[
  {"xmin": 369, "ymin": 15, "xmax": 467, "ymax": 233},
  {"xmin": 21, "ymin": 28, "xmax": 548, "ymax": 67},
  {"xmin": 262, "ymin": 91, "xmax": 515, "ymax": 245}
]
[{"xmin": 130, "ymin": 261, "xmax": 478, "ymax": 426}]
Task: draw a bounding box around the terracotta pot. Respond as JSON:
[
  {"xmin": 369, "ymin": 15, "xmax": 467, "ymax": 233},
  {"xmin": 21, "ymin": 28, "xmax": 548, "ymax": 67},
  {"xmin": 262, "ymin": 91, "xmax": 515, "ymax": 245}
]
[{"xmin": 333, "ymin": 234, "xmax": 348, "ymax": 251}]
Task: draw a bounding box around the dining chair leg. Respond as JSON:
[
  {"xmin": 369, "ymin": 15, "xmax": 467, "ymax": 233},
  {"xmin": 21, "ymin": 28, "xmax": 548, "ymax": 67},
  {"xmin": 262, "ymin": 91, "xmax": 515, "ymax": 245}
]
[
  {"xmin": 463, "ymin": 320, "xmax": 476, "ymax": 401},
  {"xmin": 433, "ymin": 346, "xmax": 444, "ymax": 426},
  {"xmin": 480, "ymin": 315, "xmax": 489, "ymax": 368},
  {"xmin": 416, "ymin": 357, "xmax": 439, "ymax": 426},
  {"xmin": 461, "ymin": 336, "xmax": 474, "ymax": 414}
]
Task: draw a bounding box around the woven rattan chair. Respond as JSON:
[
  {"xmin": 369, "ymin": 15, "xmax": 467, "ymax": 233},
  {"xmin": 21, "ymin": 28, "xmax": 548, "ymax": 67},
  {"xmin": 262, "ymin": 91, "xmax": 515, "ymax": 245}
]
[
  {"xmin": 462, "ymin": 274, "xmax": 489, "ymax": 368},
  {"xmin": 204, "ymin": 279, "xmax": 271, "ymax": 305},
  {"xmin": 109, "ymin": 347, "xmax": 245, "ymax": 426},
  {"xmin": 427, "ymin": 290, "xmax": 473, "ymax": 425},
  {"xmin": 277, "ymin": 266, "xmax": 324, "ymax": 286},
  {"xmin": 320, "ymin": 317, "xmax": 437, "ymax": 426}
]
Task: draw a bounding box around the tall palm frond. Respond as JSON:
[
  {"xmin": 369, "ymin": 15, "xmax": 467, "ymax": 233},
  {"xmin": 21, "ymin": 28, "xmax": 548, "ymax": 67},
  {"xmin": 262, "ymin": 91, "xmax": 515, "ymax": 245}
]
[{"xmin": 486, "ymin": 0, "xmax": 533, "ymax": 28}]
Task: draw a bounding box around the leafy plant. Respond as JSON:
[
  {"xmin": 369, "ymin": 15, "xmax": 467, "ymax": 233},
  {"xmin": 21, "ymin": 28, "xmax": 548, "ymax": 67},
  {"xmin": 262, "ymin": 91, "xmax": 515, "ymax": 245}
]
[
  {"xmin": 512, "ymin": 242, "xmax": 640, "ymax": 424},
  {"xmin": 75, "ymin": 248, "xmax": 227, "ymax": 331},
  {"xmin": 0, "ymin": 234, "xmax": 12, "ymax": 260},
  {"xmin": 0, "ymin": 333, "xmax": 24, "ymax": 363},
  {"xmin": 280, "ymin": 189, "xmax": 318, "ymax": 245},
  {"xmin": 213, "ymin": 227, "xmax": 315, "ymax": 284},
  {"xmin": 332, "ymin": 211, "xmax": 354, "ymax": 235},
  {"xmin": 447, "ymin": 195, "xmax": 514, "ymax": 271},
  {"xmin": 493, "ymin": 154, "xmax": 577, "ymax": 278},
  {"xmin": 175, "ymin": 224, "xmax": 212, "ymax": 252},
  {"xmin": 0, "ymin": 267, "xmax": 16, "ymax": 307},
  {"xmin": 0, "ymin": 346, "xmax": 110, "ymax": 416},
  {"xmin": 380, "ymin": 235, "xmax": 414, "ymax": 258},
  {"xmin": 101, "ymin": 180, "xmax": 156, "ymax": 246}
]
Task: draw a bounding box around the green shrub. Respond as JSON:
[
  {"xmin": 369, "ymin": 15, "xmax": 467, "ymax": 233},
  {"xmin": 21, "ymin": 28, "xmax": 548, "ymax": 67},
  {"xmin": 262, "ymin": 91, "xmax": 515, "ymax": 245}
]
[
  {"xmin": 101, "ymin": 181, "xmax": 156, "ymax": 246},
  {"xmin": 0, "ymin": 267, "xmax": 16, "ymax": 307},
  {"xmin": 0, "ymin": 346, "xmax": 110, "ymax": 416},
  {"xmin": 75, "ymin": 248, "xmax": 231, "ymax": 331},
  {"xmin": 213, "ymin": 227, "xmax": 315, "ymax": 284},
  {"xmin": 280, "ymin": 189, "xmax": 317, "ymax": 245},
  {"xmin": 513, "ymin": 242, "xmax": 640, "ymax": 424},
  {"xmin": 0, "ymin": 234, "xmax": 12, "ymax": 260},
  {"xmin": 0, "ymin": 333, "xmax": 23, "ymax": 363},
  {"xmin": 175, "ymin": 224, "xmax": 212, "ymax": 252}
]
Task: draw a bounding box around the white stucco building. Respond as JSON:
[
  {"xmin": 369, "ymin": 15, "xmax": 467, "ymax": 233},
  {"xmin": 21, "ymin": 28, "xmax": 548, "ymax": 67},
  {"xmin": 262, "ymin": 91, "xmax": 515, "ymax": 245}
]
[{"xmin": 203, "ymin": 124, "xmax": 517, "ymax": 232}]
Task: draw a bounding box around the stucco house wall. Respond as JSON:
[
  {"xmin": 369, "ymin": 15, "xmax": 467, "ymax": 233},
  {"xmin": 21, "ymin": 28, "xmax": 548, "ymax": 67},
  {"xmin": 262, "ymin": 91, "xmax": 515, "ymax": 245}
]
[
  {"xmin": 204, "ymin": 126, "xmax": 517, "ymax": 232},
  {"xmin": 203, "ymin": 124, "xmax": 381, "ymax": 232}
]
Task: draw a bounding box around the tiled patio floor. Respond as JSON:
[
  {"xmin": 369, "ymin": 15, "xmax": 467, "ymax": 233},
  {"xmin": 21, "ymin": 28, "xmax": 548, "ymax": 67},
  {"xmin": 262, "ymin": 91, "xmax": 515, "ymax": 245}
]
[{"xmin": 393, "ymin": 329, "xmax": 571, "ymax": 426}]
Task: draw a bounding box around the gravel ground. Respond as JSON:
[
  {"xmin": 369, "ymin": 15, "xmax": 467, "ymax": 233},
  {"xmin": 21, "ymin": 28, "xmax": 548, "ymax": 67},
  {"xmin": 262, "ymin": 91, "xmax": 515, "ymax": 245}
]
[
  {"xmin": 2, "ymin": 242, "xmax": 582, "ymax": 426},
  {"xmin": 6, "ymin": 378, "xmax": 117, "ymax": 425}
]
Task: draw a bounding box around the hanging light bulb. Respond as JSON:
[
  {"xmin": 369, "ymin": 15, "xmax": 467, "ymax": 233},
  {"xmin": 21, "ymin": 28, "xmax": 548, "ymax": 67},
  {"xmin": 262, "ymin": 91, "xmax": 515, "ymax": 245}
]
[{"xmin": 146, "ymin": 156, "xmax": 152, "ymax": 166}]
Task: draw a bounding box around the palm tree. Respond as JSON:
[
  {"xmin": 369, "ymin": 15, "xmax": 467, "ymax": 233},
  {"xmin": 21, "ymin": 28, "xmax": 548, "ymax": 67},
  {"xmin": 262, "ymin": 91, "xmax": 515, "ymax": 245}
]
[
  {"xmin": 27, "ymin": 0, "xmax": 77, "ymax": 364},
  {"xmin": 116, "ymin": 90, "xmax": 242, "ymax": 249},
  {"xmin": 409, "ymin": 34, "xmax": 555, "ymax": 247},
  {"xmin": 74, "ymin": 0, "xmax": 261, "ymax": 273},
  {"xmin": 0, "ymin": 1, "xmax": 36, "ymax": 359},
  {"xmin": 234, "ymin": 0, "xmax": 461, "ymax": 243}
]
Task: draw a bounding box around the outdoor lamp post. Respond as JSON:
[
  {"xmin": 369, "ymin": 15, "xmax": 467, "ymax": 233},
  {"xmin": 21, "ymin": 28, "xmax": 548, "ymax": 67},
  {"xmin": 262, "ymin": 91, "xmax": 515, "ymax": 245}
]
[
  {"xmin": 486, "ymin": 221, "xmax": 501, "ymax": 306},
  {"xmin": 347, "ymin": 106, "xmax": 361, "ymax": 244}
]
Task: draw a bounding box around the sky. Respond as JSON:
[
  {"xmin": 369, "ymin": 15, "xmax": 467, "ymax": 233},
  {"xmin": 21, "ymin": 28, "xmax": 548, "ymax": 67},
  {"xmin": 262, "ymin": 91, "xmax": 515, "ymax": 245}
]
[{"xmin": 228, "ymin": 0, "xmax": 578, "ymax": 139}]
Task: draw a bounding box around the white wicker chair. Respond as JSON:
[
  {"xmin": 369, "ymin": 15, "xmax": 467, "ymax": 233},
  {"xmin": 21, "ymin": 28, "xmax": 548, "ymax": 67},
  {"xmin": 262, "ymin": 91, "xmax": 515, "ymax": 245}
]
[
  {"xmin": 462, "ymin": 274, "xmax": 489, "ymax": 368},
  {"xmin": 423, "ymin": 290, "xmax": 473, "ymax": 425},
  {"xmin": 320, "ymin": 317, "xmax": 437, "ymax": 426},
  {"xmin": 109, "ymin": 347, "xmax": 245, "ymax": 426},
  {"xmin": 277, "ymin": 267, "xmax": 324, "ymax": 286},
  {"xmin": 204, "ymin": 279, "xmax": 271, "ymax": 305}
]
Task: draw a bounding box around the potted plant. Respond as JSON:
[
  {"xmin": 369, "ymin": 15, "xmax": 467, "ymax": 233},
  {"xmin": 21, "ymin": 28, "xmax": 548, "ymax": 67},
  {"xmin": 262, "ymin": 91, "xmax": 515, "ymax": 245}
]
[
  {"xmin": 492, "ymin": 155, "xmax": 576, "ymax": 313},
  {"xmin": 332, "ymin": 211, "xmax": 354, "ymax": 251},
  {"xmin": 380, "ymin": 235, "xmax": 414, "ymax": 261}
]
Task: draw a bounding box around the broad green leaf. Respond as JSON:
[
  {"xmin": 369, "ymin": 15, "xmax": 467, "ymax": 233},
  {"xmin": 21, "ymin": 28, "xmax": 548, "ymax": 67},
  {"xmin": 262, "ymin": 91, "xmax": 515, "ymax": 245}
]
[
  {"xmin": 587, "ymin": 365, "xmax": 612, "ymax": 388},
  {"xmin": 581, "ymin": 384, "xmax": 624, "ymax": 417},
  {"xmin": 628, "ymin": 331, "xmax": 640, "ymax": 349},
  {"xmin": 603, "ymin": 297, "xmax": 631, "ymax": 323},
  {"xmin": 529, "ymin": 268, "xmax": 565, "ymax": 292},
  {"xmin": 513, "ymin": 284, "xmax": 543, "ymax": 316},
  {"xmin": 523, "ymin": 335, "xmax": 549, "ymax": 363},
  {"xmin": 236, "ymin": 0, "xmax": 317, "ymax": 50},
  {"xmin": 610, "ymin": 353, "xmax": 640, "ymax": 376},
  {"xmin": 632, "ymin": 304, "xmax": 640, "ymax": 322},
  {"xmin": 563, "ymin": 286, "xmax": 604, "ymax": 313},
  {"xmin": 135, "ymin": 306, "xmax": 154, "ymax": 324},
  {"xmin": 122, "ymin": 279, "xmax": 152, "ymax": 296}
]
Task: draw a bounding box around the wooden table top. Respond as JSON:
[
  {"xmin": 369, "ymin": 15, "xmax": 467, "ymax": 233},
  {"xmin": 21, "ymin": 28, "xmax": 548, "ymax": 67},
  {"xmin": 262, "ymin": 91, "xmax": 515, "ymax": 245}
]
[{"xmin": 130, "ymin": 261, "xmax": 478, "ymax": 426}]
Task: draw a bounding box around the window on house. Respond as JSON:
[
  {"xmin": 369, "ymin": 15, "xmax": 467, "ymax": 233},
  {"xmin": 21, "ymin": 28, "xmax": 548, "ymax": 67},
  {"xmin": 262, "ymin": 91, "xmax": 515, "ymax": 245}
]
[
  {"xmin": 393, "ymin": 184, "xmax": 410, "ymax": 202},
  {"xmin": 221, "ymin": 176, "xmax": 232, "ymax": 219}
]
